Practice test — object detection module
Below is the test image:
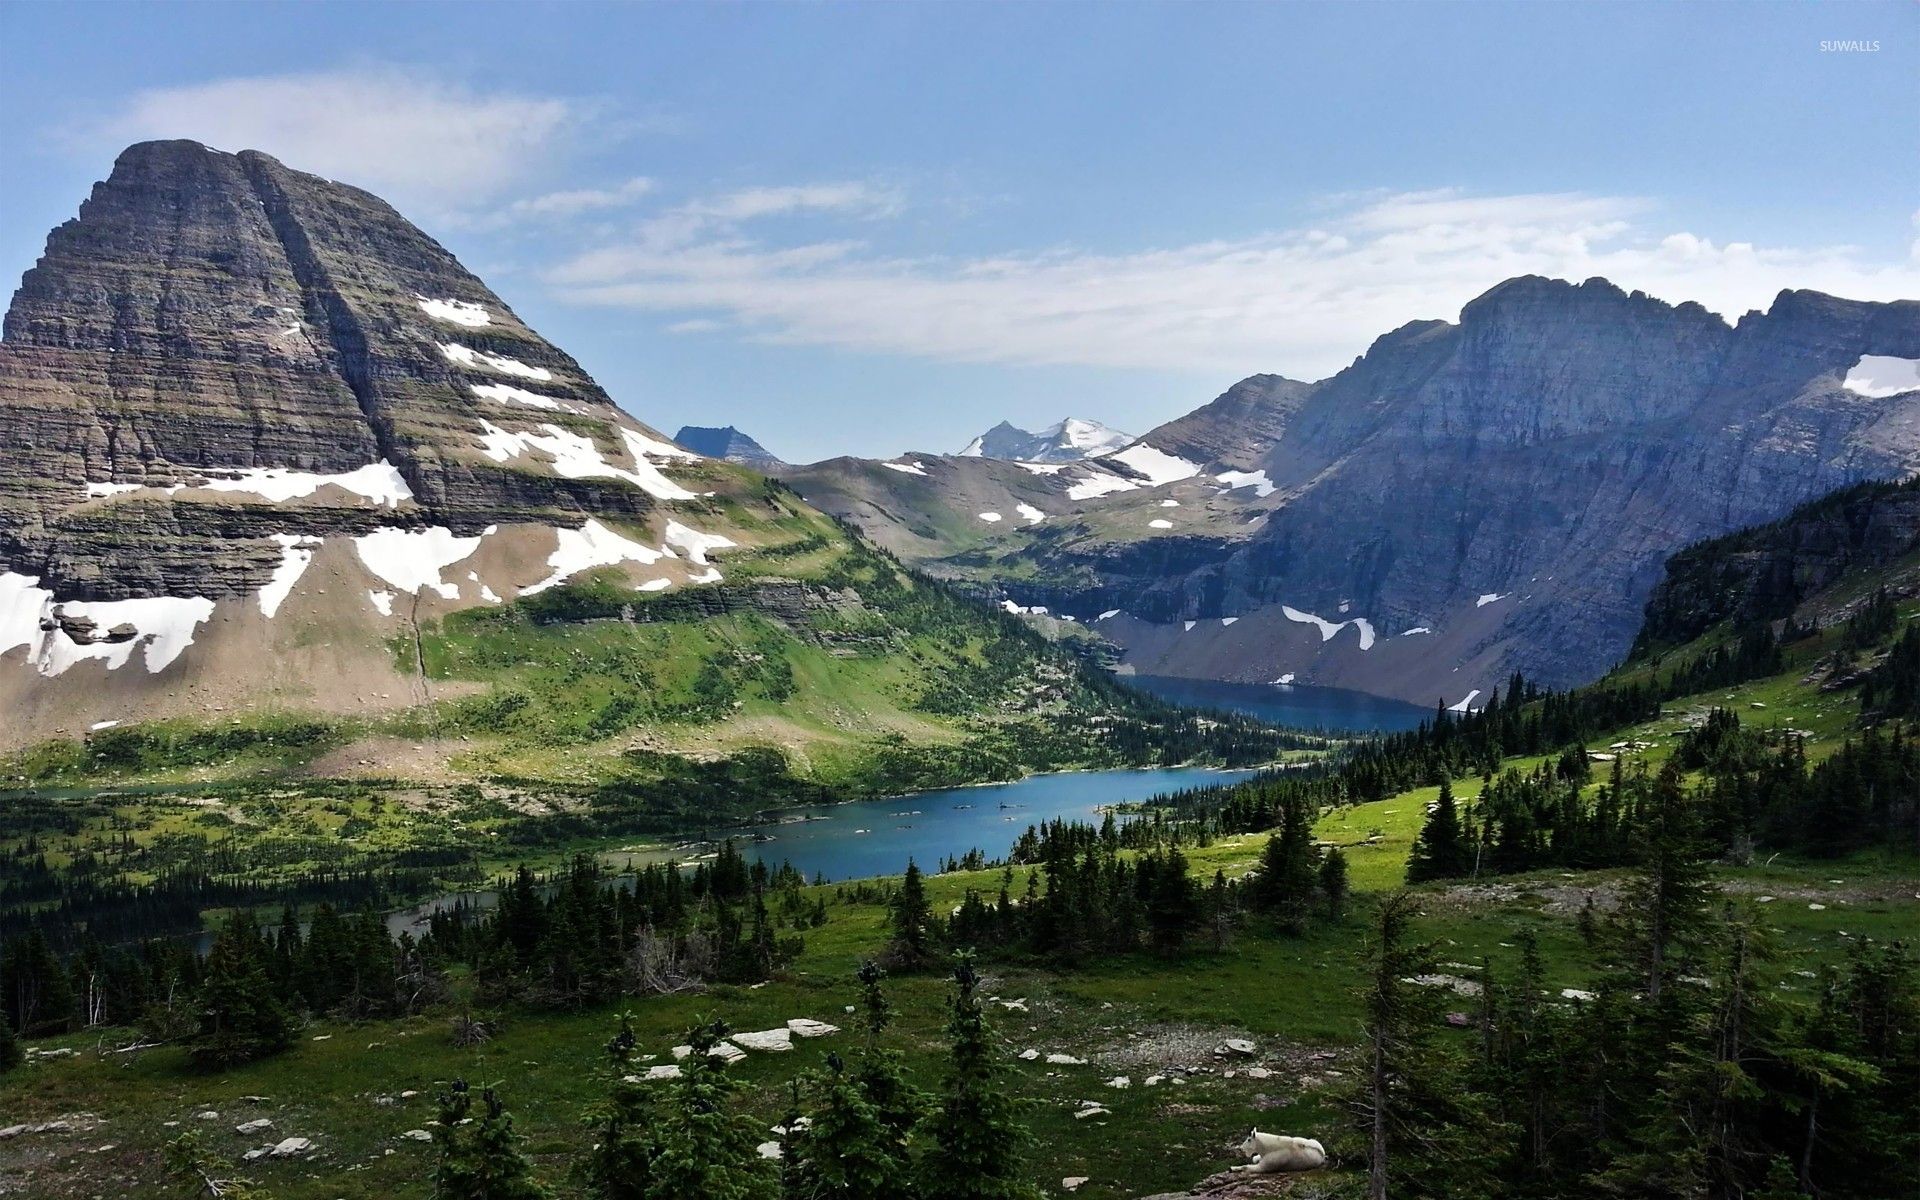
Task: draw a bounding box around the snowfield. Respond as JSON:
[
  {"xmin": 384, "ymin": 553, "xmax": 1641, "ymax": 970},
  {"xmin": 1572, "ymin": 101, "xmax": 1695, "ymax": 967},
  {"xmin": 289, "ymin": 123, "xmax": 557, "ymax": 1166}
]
[
  {"xmin": 3, "ymin": 573, "xmax": 217, "ymax": 676},
  {"xmin": 474, "ymin": 420, "xmax": 697, "ymax": 500},
  {"xmin": 1282, "ymin": 604, "xmax": 1377, "ymax": 649},
  {"xmin": 441, "ymin": 342, "xmax": 552, "ymax": 381},
  {"xmin": 470, "ymin": 382, "xmax": 574, "ymax": 413},
  {"xmin": 258, "ymin": 534, "xmax": 322, "ymax": 618},
  {"xmin": 1103, "ymin": 443, "xmax": 1202, "ymax": 486},
  {"xmin": 522, "ymin": 519, "xmax": 670, "ymax": 596},
  {"xmin": 1216, "ymin": 468, "xmax": 1276, "ymax": 497},
  {"xmin": 1841, "ymin": 355, "xmax": 1920, "ymax": 398},
  {"xmin": 1065, "ymin": 470, "xmax": 1139, "ymax": 501},
  {"xmin": 97, "ymin": 461, "xmax": 417, "ymax": 507},
  {"xmin": 417, "ymin": 296, "xmax": 491, "ymax": 327},
  {"xmin": 355, "ymin": 526, "xmax": 491, "ymax": 599},
  {"xmin": 662, "ymin": 520, "xmax": 736, "ymax": 565}
]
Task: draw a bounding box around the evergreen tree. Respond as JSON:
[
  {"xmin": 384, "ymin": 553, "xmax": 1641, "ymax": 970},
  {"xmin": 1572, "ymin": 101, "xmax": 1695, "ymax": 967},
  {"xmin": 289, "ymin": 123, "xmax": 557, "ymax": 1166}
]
[
  {"xmin": 1360, "ymin": 893, "xmax": 1503, "ymax": 1200},
  {"xmin": 787, "ymin": 1051, "xmax": 911, "ymax": 1200},
  {"xmin": 1319, "ymin": 847, "xmax": 1350, "ymax": 919},
  {"xmin": 1406, "ymin": 778, "xmax": 1472, "ymax": 882},
  {"xmin": 1145, "ymin": 847, "xmax": 1195, "ymax": 956},
  {"xmin": 851, "ymin": 961, "xmax": 924, "ymax": 1144},
  {"xmin": 916, "ymin": 953, "xmax": 1042, "ymax": 1200},
  {"xmin": 1256, "ymin": 797, "xmax": 1320, "ymax": 930},
  {"xmin": 887, "ymin": 860, "xmax": 936, "ymax": 968},
  {"xmin": 0, "ymin": 1012, "xmax": 20, "ymax": 1075},
  {"xmin": 189, "ymin": 912, "xmax": 292, "ymax": 1070},
  {"xmin": 579, "ymin": 1014, "xmax": 660, "ymax": 1199},
  {"xmin": 636, "ymin": 1020, "xmax": 779, "ymax": 1200},
  {"xmin": 432, "ymin": 1079, "xmax": 546, "ymax": 1200}
]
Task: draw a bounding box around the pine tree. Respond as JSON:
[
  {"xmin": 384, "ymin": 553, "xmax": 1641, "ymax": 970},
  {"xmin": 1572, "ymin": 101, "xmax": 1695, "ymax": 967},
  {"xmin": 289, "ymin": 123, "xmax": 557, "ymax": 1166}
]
[
  {"xmin": 190, "ymin": 912, "xmax": 292, "ymax": 1070},
  {"xmin": 1319, "ymin": 847, "xmax": 1350, "ymax": 919},
  {"xmin": 916, "ymin": 953, "xmax": 1042, "ymax": 1200},
  {"xmin": 787, "ymin": 1051, "xmax": 911, "ymax": 1200},
  {"xmin": 579, "ymin": 1014, "xmax": 660, "ymax": 1199},
  {"xmin": 637, "ymin": 1020, "xmax": 779, "ymax": 1200},
  {"xmin": 1406, "ymin": 778, "xmax": 1471, "ymax": 882},
  {"xmin": 851, "ymin": 961, "xmax": 924, "ymax": 1144},
  {"xmin": 1256, "ymin": 797, "xmax": 1320, "ymax": 930},
  {"xmin": 887, "ymin": 860, "xmax": 936, "ymax": 968},
  {"xmin": 432, "ymin": 1079, "xmax": 546, "ymax": 1200},
  {"xmin": 1145, "ymin": 847, "xmax": 1195, "ymax": 956},
  {"xmin": 0, "ymin": 1013, "xmax": 20, "ymax": 1075},
  {"xmin": 1360, "ymin": 893, "xmax": 1503, "ymax": 1200}
]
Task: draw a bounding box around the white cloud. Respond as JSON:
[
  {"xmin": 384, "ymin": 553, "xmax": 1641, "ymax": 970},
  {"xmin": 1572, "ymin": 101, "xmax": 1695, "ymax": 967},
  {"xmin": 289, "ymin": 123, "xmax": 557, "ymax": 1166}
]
[
  {"xmin": 87, "ymin": 66, "xmax": 580, "ymax": 210},
  {"xmin": 546, "ymin": 188, "xmax": 1920, "ymax": 377},
  {"xmin": 506, "ymin": 178, "xmax": 655, "ymax": 219}
]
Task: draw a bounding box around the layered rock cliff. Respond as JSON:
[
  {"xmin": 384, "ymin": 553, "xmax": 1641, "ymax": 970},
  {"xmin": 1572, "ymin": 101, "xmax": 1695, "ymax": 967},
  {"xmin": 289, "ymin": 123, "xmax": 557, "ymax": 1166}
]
[{"xmin": 2, "ymin": 141, "xmax": 1220, "ymax": 777}]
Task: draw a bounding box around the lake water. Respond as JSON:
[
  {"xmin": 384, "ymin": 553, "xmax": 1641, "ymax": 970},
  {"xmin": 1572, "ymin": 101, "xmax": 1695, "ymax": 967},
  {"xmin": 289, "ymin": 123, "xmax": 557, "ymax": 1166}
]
[
  {"xmin": 368, "ymin": 766, "xmax": 1259, "ymax": 940},
  {"xmin": 1121, "ymin": 674, "xmax": 1431, "ymax": 733},
  {"xmin": 737, "ymin": 766, "xmax": 1258, "ymax": 883}
]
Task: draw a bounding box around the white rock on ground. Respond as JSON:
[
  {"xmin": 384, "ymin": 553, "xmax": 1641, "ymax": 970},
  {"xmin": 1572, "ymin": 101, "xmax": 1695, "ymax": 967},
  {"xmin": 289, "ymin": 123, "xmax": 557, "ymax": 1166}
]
[
  {"xmin": 234, "ymin": 1119, "xmax": 272, "ymax": 1135},
  {"xmin": 402, "ymin": 1129, "xmax": 433, "ymax": 1141},
  {"xmin": 731, "ymin": 1028, "xmax": 795, "ymax": 1052},
  {"xmin": 786, "ymin": 1018, "xmax": 839, "ymax": 1038},
  {"xmin": 1045, "ymin": 1053, "xmax": 1086, "ymax": 1065},
  {"xmin": 269, "ymin": 1136, "xmax": 312, "ymax": 1157}
]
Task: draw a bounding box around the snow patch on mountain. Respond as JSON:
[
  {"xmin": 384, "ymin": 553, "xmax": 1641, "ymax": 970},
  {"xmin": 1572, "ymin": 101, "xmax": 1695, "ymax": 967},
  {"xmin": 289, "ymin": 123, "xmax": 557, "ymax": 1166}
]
[
  {"xmin": 1841, "ymin": 355, "xmax": 1920, "ymax": 398},
  {"xmin": 1103, "ymin": 443, "xmax": 1202, "ymax": 486},
  {"xmin": 416, "ymin": 296, "xmax": 490, "ymax": 327},
  {"xmin": 1217, "ymin": 469, "xmax": 1276, "ymax": 497},
  {"xmin": 354, "ymin": 526, "xmax": 491, "ymax": 599},
  {"xmin": 470, "ymin": 382, "xmax": 574, "ymax": 413},
  {"xmin": 662, "ymin": 521, "xmax": 736, "ymax": 565},
  {"xmin": 2, "ymin": 573, "xmax": 217, "ymax": 676},
  {"xmin": 1065, "ymin": 470, "xmax": 1139, "ymax": 501},
  {"xmin": 441, "ymin": 342, "xmax": 551, "ymax": 381},
  {"xmin": 474, "ymin": 421, "xmax": 696, "ymax": 500},
  {"xmin": 523, "ymin": 519, "xmax": 670, "ymax": 596},
  {"xmin": 258, "ymin": 534, "xmax": 321, "ymax": 618}
]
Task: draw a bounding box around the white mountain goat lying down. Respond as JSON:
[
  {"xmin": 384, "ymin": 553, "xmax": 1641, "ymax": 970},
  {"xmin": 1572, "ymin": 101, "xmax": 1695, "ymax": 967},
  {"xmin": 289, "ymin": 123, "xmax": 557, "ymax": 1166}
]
[{"xmin": 1234, "ymin": 1130, "xmax": 1326, "ymax": 1173}]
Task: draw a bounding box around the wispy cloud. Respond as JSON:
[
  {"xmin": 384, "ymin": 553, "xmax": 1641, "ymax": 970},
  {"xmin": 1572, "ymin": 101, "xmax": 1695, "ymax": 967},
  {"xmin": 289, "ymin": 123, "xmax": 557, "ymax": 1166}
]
[
  {"xmin": 505, "ymin": 177, "xmax": 656, "ymax": 220},
  {"xmin": 546, "ymin": 188, "xmax": 1920, "ymax": 378},
  {"xmin": 82, "ymin": 66, "xmax": 586, "ymax": 213}
]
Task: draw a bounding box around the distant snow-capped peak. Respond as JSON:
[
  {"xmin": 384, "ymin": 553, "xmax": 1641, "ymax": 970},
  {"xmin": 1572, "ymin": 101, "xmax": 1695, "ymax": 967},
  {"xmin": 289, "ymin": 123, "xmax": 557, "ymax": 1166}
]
[{"xmin": 956, "ymin": 417, "xmax": 1132, "ymax": 462}]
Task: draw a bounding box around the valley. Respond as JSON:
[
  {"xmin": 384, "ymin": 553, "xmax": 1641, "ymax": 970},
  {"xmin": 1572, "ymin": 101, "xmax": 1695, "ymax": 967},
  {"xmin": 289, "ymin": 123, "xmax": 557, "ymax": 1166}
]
[{"xmin": 0, "ymin": 54, "xmax": 1915, "ymax": 1200}]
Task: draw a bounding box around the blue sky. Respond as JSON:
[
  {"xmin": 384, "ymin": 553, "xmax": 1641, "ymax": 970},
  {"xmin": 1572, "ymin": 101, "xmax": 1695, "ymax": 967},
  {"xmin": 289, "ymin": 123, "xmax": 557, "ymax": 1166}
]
[{"xmin": 2, "ymin": 2, "xmax": 1915, "ymax": 463}]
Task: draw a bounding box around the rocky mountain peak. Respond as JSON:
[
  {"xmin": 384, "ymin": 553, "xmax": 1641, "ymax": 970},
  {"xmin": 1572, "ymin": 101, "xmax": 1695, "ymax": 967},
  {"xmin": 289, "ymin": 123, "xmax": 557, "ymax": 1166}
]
[
  {"xmin": 0, "ymin": 141, "xmax": 756, "ymax": 739},
  {"xmin": 955, "ymin": 416, "xmax": 1131, "ymax": 462},
  {"xmin": 673, "ymin": 425, "xmax": 784, "ymax": 467}
]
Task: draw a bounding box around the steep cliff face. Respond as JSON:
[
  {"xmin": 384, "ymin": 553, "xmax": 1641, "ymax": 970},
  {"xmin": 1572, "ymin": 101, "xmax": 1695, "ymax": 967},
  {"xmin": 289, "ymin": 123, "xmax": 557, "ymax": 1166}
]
[
  {"xmin": 1, "ymin": 140, "xmax": 688, "ymax": 603},
  {"xmin": 1635, "ymin": 475, "xmax": 1920, "ymax": 651},
  {"xmin": 786, "ymin": 277, "xmax": 1920, "ymax": 706},
  {"xmin": 2, "ymin": 141, "xmax": 1202, "ymax": 775}
]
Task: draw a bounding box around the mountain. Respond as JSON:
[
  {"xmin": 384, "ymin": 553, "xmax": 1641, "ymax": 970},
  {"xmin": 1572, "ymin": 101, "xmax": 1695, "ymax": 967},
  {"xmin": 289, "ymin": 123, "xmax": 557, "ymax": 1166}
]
[
  {"xmin": 672, "ymin": 424, "xmax": 785, "ymax": 468},
  {"xmin": 782, "ymin": 277, "xmax": 1920, "ymax": 707},
  {"xmin": 0, "ymin": 141, "xmax": 1279, "ymax": 785},
  {"xmin": 956, "ymin": 417, "xmax": 1132, "ymax": 462}
]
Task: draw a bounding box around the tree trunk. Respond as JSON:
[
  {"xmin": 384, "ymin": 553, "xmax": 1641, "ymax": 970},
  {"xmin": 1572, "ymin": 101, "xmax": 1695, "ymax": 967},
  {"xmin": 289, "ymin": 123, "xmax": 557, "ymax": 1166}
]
[{"xmin": 1370, "ymin": 1033, "xmax": 1389, "ymax": 1200}]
